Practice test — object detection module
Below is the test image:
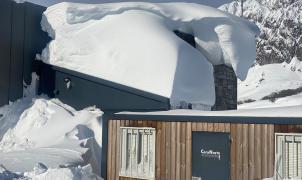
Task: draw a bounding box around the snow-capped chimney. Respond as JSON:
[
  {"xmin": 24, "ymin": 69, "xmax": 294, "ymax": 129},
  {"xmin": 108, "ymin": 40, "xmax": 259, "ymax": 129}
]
[{"xmin": 173, "ymin": 30, "xmax": 238, "ymax": 111}]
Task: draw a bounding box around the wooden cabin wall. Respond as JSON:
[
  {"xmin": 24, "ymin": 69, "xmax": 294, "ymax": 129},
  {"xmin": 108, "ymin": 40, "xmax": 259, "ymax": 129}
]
[
  {"xmin": 107, "ymin": 120, "xmax": 276, "ymax": 180},
  {"xmin": 275, "ymin": 125, "xmax": 302, "ymax": 133}
]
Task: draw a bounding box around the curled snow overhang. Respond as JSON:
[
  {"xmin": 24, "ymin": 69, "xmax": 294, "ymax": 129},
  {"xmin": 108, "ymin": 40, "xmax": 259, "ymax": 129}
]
[{"xmin": 40, "ymin": 2, "xmax": 259, "ymax": 107}]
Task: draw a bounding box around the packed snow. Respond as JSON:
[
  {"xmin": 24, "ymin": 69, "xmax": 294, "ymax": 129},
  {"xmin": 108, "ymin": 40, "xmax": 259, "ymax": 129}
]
[
  {"xmin": 239, "ymin": 92, "xmax": 302, "ymax": 109},
  {"xmin": 264, "ymin": 178, "xmax": 302, "ymax": 180},
  {"xmin": 0, "ymin": 163, "xmax": 100, "ymax": 180},
  {"xmin": 0, "ymin": 96, "xmax": 103, "ymax": 179},
  {"xmin": 117, "ymin": 105, "xmax": 302, "ymax": 118},
  {"xmin": 238, "ymin": 57, "xmax": 302, "ymax": 109},
  {"xmin": 39, "ymin": 2, "xmax": 259, "ymax": 107}
]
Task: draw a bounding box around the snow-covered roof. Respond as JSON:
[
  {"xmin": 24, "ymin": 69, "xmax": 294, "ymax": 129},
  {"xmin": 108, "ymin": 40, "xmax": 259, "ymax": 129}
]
[
  {"xmin": 15, "ymin": 0, "xmax": 233, "ymax": 8},
  {"xmin": 39, "ymin": 2, "xmax": 259, "ymax": 107},
  {"xmin": 116, "ymin": 105, "xmax": 302, "ymax": 118}
]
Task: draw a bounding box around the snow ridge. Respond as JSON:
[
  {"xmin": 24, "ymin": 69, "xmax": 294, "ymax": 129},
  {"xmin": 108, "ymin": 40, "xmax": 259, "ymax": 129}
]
[{"xmin": 0, "ymin": 98, "xmax": 103, "ymax": 177}]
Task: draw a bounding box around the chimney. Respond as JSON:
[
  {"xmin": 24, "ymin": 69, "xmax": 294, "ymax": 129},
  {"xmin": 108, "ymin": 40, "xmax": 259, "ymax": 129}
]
[
  {"xmin": 212, "ymin": 65, "xmax": 237, "ymax": 110},
  {"xmin": 173, "ymin": 30, "xmax": 238, "ymax": 111}
]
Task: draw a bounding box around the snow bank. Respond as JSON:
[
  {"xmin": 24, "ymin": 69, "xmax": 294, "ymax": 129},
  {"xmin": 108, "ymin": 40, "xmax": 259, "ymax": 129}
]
[
  {"xmin": 0, "ymin": 97, "xmax": 103, "ymax": 176},
  {"xmin": 238, "ymin": 92, "xmax": 302, "ymax": 109},
  {"xmin": 40, "ymin": 2, "xmax": 259, "ymax": 107},
  {"xmin": 0, "ymin": 163, "xmax": 101, "ymax": 180},
  {"xmin": 238, "ymin": 58, "xmax": 302, "ymax": 105},
  {"xmin": 263, "ymin": 177, "xmax": 302, "ymax": 180}
]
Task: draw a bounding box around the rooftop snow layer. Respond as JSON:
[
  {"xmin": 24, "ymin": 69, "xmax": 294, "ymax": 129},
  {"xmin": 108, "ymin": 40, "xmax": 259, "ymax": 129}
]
[{"xmin": 40, "ymin": 2, "xmax": 259, "ymax": 107}]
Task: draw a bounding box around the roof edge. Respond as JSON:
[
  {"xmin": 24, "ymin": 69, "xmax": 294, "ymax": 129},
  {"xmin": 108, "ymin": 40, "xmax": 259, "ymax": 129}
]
[{"xmin": 111, "ymin": 113, "xmax": 302, "ymax": 125}]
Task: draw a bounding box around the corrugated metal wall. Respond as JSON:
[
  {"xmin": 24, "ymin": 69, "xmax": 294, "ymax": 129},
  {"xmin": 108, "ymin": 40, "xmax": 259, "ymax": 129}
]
[{"xmin": 0, "ymin": 0, "xmax": 49, "ymax": 106}]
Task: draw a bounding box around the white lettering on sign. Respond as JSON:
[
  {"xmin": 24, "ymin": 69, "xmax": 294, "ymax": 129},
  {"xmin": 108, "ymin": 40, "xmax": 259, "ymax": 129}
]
[{"xmin": 200, "ymin": 149, "xmax": 221, "ymax": 160}]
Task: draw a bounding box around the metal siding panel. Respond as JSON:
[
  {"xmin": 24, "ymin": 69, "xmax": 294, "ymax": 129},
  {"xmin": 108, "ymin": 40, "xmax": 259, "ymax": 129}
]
[
  {"xmin": 101, "ymin": 113, "xmax": 110, "ymax": 180},
  {"xmin": 9, "ymin": 2, "xmax": 25, "ymax": 101},
  {"xmin": 0, "ymin": 0, "xmax": 12, "ymax": 106},
  {"xmin": 52, "ymin": 65, "xmax": 170, "ymax": 104},
  {"xmin": 54, "ymin": 71, "xmax": 169, "ymax": 111},
  {"xmin": 23, "ymin": 3, "xmax": 49, "ymax": 85},
  {"xmin": 38, "ymin": 63, "xmax": 56, "ymax": 97}
]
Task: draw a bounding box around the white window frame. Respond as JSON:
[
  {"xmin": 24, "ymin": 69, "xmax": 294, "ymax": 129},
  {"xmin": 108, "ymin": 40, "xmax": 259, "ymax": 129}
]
[
  {"xmin": 119, "ymin": 127, "xmax": 156, "ymax": 180},
  {"xmin": 275, "ymin": 133, "xmax": 302, "ymax": 180}
]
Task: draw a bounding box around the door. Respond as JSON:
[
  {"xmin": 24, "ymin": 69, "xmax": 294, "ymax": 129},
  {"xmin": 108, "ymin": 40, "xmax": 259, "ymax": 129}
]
[{"xmin": 192, "ymin": 132, "xmax": 231, "ymax": 180}]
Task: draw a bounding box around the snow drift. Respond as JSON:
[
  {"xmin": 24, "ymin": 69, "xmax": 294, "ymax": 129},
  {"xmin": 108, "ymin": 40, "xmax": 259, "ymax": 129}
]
[
  {"xmin": 0, "ymin": 163, "xmax": 101, "ymax": 180},
  {"xmin": 40, "ymin": 2, "xmax": 259, "ymax": 107},
  {"xmin": 0, "ymin": 97, "xmax": 103, "ymax": 178}
]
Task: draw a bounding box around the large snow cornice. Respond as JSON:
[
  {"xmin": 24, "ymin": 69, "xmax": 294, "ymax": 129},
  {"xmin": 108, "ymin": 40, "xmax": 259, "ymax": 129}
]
[{"xmin": 40, "ymin": 2, "xmax": 259, "ymax": 106}]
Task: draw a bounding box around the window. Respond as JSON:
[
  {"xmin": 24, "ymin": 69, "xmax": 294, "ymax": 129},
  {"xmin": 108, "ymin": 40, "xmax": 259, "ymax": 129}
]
[
  {"xmin": 119, "ymin": 127, "xmax": 156, "ymax": 179},
  {"xmin": 275, "ymin": 133, "xmax": 302, "ymax": 180}
]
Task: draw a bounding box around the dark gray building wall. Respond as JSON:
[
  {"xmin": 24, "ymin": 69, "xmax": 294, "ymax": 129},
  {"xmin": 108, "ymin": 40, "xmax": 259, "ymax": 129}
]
[
  {"xmin": 9, "ymin": 2, "xmax": 26, "ymax": 102},
  {"xmin": 23, "ymin": 3, "xmax": 50, "ymax": 85},
  {"xmin": 212, "ymin": 64, "xmax": 237, "ymax": 110},
  {"xmin": 0, "ymin": 1, "xmax": 49, "ymax": 106},
  {"xmin": 0, "ymin": 0, "xmax": 13, "ymax": 106}
]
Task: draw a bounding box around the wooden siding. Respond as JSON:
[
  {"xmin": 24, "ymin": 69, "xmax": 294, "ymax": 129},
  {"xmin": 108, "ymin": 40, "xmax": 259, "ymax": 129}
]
[{"xmin": 107, "ymin": 120, "xmax": 279, "ymax": 180}]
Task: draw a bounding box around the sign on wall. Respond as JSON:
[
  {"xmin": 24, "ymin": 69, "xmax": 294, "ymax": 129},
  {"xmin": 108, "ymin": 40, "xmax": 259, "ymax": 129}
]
[{"xmin": 192, "ymin": 132, "xmax": 231, "ymax": 180}]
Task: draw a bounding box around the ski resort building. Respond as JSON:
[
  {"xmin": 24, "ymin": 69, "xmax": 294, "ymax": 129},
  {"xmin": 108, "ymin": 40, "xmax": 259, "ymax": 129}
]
[{"xmin": 0, "ymin": 1, "xmax": 302, "ymax": 180}]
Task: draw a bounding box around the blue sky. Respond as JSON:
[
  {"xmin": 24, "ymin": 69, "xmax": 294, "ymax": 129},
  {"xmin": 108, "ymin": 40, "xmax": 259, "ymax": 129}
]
[{"xmin": 27, "ymin": 0, "xmax": 234, "ymax": 7}]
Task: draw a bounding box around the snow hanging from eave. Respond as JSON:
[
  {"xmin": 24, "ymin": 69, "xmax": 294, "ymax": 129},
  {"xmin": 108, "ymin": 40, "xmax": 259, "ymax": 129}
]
[{"xmin": 39, "ymin": 2, "xmax": 259, "ymax": 107}]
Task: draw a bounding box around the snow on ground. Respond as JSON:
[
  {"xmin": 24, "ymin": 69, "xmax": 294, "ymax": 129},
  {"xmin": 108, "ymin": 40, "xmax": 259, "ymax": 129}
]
[
  {"xmin": 263, "ymin": 178, "xmax": 302, "ymax": 180},
  {"xmin": 238, "ymin": 57, "xmax": 302, "ymax": 109},
  {"xmin": 39, "ymin": 2, "xmax": 259, "ymax": 108},
  {"xmin": 238, "ymin": 92, "xmax": 302, "ymax": 109},
  {"xmin": 0, "ymin": 96, "xmax": 103, "ymax": 179},
  {"xmin": 0, "ymin": 163, "xmax": 100, "ymax": 180}
]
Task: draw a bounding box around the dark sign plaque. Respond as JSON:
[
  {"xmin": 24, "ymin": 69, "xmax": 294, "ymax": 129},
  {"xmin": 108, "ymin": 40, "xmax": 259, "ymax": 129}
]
[{"xmin": 192, "ymin": 132, "xmax": 231, "ymax": 180}]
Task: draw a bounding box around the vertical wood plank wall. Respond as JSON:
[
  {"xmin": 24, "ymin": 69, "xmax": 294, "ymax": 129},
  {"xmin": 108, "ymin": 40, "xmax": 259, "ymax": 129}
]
[{"xmin": 107, "ymin": 120, "xmax": 276, "ymax": 180}]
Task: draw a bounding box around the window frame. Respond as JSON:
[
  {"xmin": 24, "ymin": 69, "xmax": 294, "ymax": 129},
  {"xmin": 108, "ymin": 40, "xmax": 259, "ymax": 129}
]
[
  {"xmin": 119, "ymin": 126, "xmax": 156, "ymax": 180},
  {"xmin": 275, "ymin": 133, "xmax": 302, "ymax": 180}
]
